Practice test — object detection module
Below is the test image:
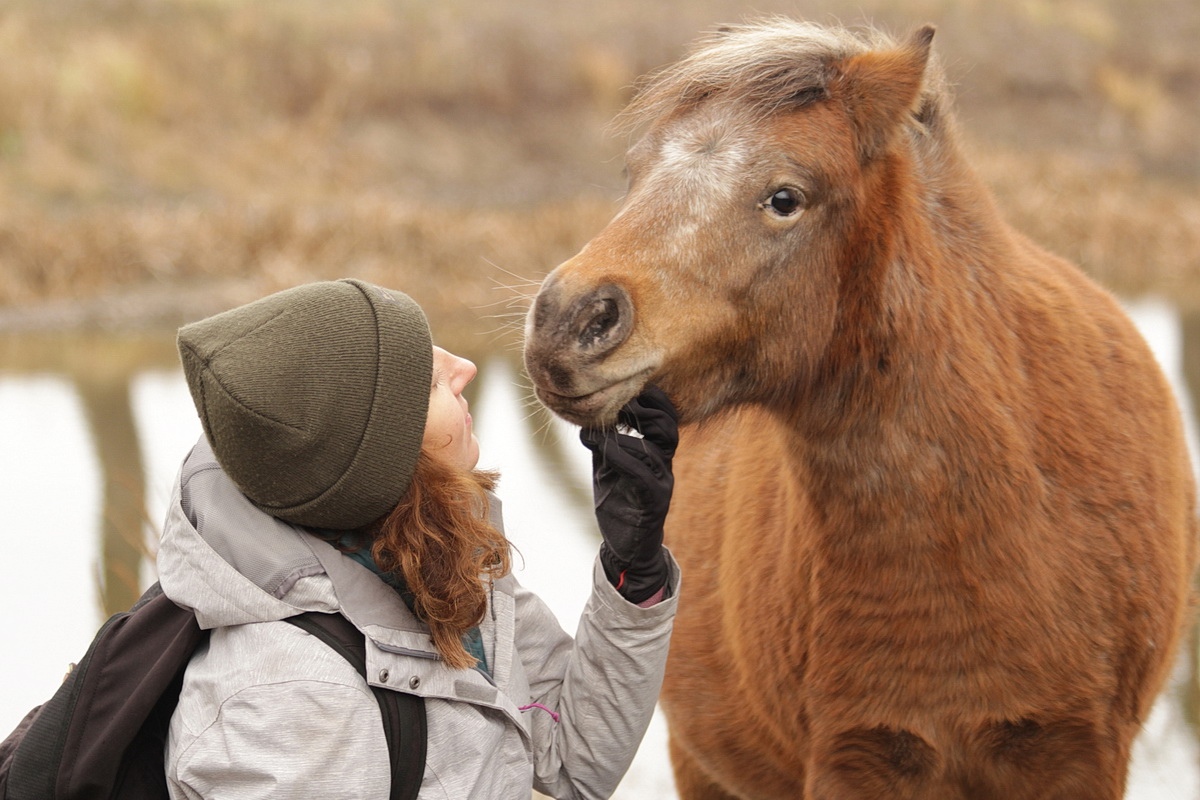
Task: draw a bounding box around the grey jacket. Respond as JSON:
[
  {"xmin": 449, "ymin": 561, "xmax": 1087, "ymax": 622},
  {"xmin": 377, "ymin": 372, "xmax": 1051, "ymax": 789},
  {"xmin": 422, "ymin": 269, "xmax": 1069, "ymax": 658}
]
[{"xmin": 158, "ymin": 438, "xmax": 679, "ymax": 799}]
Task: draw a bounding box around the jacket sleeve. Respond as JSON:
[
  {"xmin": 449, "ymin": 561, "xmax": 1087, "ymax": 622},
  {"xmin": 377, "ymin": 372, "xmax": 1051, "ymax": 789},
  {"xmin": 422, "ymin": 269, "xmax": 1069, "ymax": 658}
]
[{"xmin": 518, "ymin": 550, "xmax": 680, "ymax": 799}]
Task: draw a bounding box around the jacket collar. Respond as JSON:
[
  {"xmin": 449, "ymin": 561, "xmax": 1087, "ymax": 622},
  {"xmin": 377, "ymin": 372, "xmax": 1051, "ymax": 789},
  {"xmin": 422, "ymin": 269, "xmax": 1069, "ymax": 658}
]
[{"xmin": 158, "ymin": 435, "xmax": 456, "ymax": 644}]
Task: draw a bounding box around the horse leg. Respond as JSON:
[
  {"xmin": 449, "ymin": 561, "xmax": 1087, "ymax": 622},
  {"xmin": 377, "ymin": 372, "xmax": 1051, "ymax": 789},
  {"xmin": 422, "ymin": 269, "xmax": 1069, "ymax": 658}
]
[
  {"xmin": 668, "ymin": 735, "xmax": 742, "ymax": 800},
  {"xmin": 964, "ymin": 716, "xmax": 1133, "ymax": 800},
  {"xmin": 804, "ymin": 726, "xmax": 947, "ymax": 800},
  {"xmin": 802, "ymin": 719, "xmax": 1131, "ymax": 800}
]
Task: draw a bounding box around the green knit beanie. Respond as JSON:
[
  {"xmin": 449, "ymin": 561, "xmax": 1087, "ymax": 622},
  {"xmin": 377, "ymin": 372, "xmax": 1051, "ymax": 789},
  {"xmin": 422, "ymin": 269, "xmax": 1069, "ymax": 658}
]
[{"xmin": 176, "ymin": 278, "xmax": 433, "ymax": 530}]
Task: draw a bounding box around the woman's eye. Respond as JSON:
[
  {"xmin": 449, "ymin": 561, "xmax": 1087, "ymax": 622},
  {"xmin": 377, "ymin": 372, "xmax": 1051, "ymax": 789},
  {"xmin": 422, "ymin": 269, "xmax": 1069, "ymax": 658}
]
[{"xmin": 764, "ymin": 187, "xmax": 805, "ymax": 217}]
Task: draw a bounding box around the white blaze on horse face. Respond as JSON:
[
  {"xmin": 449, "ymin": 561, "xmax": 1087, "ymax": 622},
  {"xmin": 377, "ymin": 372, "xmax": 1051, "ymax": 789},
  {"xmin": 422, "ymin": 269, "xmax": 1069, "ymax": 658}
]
[{"xmin": 624, "ymin": 115, "xmax": 755, "ymax": 259}]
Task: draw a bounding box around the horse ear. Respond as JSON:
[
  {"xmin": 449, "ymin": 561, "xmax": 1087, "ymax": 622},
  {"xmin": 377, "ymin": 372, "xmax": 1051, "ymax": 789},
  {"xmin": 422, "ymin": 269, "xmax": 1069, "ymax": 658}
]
[{"xmin": 834, "ymin": 25, "xmax": 936, "ymax": 163}]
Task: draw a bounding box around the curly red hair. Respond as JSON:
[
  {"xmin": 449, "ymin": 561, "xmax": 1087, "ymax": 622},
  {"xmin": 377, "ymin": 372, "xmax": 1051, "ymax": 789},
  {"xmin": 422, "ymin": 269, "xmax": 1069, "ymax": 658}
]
[{"xmin": 359, "ymin": 453, "xmax": 511, "ymax": 670}]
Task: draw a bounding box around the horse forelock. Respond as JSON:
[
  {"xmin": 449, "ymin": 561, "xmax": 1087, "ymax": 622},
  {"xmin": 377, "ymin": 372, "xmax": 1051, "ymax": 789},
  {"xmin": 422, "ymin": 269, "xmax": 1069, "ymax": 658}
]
[
  {"xmin": 616, "ymin": 20, "xmax": 851, "ymax": 134},
  {"xmin": 615, "ymin": 18, "xmax": 951, "ymax": 149}
]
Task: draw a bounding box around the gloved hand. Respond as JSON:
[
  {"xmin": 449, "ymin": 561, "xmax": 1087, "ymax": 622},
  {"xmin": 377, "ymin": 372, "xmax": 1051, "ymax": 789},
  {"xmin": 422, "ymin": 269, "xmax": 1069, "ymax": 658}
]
[{"xmin": 579, "ymin": 386, "xmax": 679, "ymax": 604}]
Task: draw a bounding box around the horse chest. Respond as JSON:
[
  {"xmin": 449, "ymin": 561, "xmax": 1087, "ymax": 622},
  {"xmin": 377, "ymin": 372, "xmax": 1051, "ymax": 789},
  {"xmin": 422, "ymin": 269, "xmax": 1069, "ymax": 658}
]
[{"xmin": 800, "ymin": 518, "xmax": 1110, "ymax": 707}]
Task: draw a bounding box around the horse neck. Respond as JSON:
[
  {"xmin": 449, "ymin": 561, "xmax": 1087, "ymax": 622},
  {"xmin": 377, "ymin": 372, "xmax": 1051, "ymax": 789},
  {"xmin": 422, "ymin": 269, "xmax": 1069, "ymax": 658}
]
[{"xmin": 779, "ymin": 138, "xmax": 1038, "ymax": 552}]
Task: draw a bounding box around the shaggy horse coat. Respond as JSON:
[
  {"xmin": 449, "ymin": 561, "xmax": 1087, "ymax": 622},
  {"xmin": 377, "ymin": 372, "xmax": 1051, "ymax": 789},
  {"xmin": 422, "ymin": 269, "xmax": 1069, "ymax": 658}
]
[{"xmin": 523, "ymin": 20, "xmax": 1197, "ymax": 799}]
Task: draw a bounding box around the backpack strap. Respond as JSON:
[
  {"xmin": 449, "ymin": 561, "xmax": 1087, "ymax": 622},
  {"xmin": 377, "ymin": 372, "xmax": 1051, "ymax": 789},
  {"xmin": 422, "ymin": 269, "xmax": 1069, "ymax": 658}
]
[{"xmin": 285, "ymin": 613, "xmax": 427, "ymax": 800}]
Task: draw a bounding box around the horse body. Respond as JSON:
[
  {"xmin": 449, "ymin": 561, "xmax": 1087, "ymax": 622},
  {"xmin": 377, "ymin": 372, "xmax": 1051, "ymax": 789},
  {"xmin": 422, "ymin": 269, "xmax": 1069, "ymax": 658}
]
[{"xmin": 523, "ymin": 20, "xmax": 1196, "ymax": 799}]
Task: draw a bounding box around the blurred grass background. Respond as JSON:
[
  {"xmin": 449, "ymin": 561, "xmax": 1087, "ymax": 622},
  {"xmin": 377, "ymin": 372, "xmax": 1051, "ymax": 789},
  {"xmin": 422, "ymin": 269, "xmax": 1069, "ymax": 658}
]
[{"xmin": 0, "ymin": 0, "xmax": 1197, "ymax": 342}]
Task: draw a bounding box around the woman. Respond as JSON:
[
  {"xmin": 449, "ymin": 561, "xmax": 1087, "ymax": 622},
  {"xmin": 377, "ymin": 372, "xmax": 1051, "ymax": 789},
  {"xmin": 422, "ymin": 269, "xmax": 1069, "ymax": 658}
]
[{"xmin": 160, "ymin": 278, "xmax": 679, "ymax": 798}]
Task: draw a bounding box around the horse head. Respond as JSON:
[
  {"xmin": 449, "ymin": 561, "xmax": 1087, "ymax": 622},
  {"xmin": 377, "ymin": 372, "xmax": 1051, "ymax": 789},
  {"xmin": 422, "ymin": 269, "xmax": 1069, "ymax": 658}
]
[{"xmin": 524, "ymin": 22, "xmax": 938, "ymax": 426}]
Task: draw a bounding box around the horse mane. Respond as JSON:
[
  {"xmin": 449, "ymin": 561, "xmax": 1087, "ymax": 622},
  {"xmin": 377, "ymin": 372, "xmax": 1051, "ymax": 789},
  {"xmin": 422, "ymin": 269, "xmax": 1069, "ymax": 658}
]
[{"xmin": 616, "ymin": 18, "xmax": 952, "ymax": 141}]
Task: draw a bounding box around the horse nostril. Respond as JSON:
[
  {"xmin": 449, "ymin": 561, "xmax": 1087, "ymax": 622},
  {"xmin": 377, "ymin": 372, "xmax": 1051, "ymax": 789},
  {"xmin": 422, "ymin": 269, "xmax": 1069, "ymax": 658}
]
[
  {"xmin": 580, "ymin": 298, "xmax": 619, "ymax": 347},
  {"xmin": 572, "ymin": 284, "xmax": 633, "ymax": 355}
]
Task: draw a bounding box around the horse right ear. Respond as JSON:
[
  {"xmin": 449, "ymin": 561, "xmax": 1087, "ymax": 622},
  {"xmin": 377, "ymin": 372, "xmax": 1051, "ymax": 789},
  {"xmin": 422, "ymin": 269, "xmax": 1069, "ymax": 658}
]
[{"xmin": 833, "ymin": 25, "xmax": 936, "ymax": 164}]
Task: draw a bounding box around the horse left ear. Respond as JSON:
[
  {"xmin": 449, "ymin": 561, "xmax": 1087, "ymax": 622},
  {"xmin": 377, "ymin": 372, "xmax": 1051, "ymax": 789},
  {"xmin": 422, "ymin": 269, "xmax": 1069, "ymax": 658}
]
[{"xmin": 834, "ymin": 25, "xmax": 936, "ymax": 163}]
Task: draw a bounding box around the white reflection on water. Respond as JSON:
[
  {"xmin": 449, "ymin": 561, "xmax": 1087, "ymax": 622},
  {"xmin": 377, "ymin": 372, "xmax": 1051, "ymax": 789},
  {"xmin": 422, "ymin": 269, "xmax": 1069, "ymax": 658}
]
[
  {"xmin": 0, "ymin": 297, "xmax": 1197, "ymax": 798},
  {"xmin": 0, "ymin": 377, "xmax": 101, "ymax": 706}
]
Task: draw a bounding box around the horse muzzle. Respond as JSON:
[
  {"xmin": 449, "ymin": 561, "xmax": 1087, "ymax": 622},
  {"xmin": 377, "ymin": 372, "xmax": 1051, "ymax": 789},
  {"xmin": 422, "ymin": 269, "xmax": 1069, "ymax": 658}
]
[{"xmin": 524, "ymin": 277, "xmax": 653, "ymax": 425}]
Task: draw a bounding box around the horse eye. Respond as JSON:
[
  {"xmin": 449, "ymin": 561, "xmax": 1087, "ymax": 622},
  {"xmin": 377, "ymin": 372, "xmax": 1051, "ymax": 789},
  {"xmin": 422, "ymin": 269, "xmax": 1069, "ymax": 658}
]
[{"xmin": 765, "ymin": 187, "xmax": 805, "ymax": 217}]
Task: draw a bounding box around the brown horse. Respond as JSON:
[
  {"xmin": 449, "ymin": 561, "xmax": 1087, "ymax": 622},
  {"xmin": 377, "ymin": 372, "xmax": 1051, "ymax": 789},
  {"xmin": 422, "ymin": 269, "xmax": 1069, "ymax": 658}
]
[{"xmin": 523, "ymin": 20, "xmax": 1197, "ymax": 800}]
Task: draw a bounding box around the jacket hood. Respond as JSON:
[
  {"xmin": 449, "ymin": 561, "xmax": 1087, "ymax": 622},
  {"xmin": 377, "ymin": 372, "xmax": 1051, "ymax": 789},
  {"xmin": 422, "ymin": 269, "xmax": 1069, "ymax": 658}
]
[{"xmin": 157, "ymin": 436, "xmax": 434, "ymax": 642}]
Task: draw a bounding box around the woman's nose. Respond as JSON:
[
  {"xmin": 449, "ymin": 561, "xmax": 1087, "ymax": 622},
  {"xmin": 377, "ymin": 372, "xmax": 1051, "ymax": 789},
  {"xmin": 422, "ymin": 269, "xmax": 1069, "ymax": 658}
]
[{"xmin": 455, "ymin": 356, "xmax": 477, "ymax": 390}]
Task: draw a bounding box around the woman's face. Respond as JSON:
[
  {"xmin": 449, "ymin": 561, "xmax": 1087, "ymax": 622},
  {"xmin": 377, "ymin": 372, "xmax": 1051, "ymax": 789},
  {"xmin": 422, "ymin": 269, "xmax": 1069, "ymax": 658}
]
[{"xmin": 422, "ymin": 346, "xmax": 480, "ymax": 470}]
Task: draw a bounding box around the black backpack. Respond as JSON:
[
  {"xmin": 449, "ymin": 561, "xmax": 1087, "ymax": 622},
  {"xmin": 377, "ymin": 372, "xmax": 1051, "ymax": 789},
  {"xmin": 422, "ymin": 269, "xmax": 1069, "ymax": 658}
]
[{"xmin": 0, "ymin": 582, "xmax": 426, "ymax": 800}]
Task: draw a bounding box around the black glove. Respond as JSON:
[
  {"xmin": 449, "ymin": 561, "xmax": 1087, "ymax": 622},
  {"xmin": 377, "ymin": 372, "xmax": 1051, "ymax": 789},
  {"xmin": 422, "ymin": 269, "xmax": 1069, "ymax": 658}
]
[{"xmin": 579, "ymin": 386, "xmax": 679, "ymax": 603}]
